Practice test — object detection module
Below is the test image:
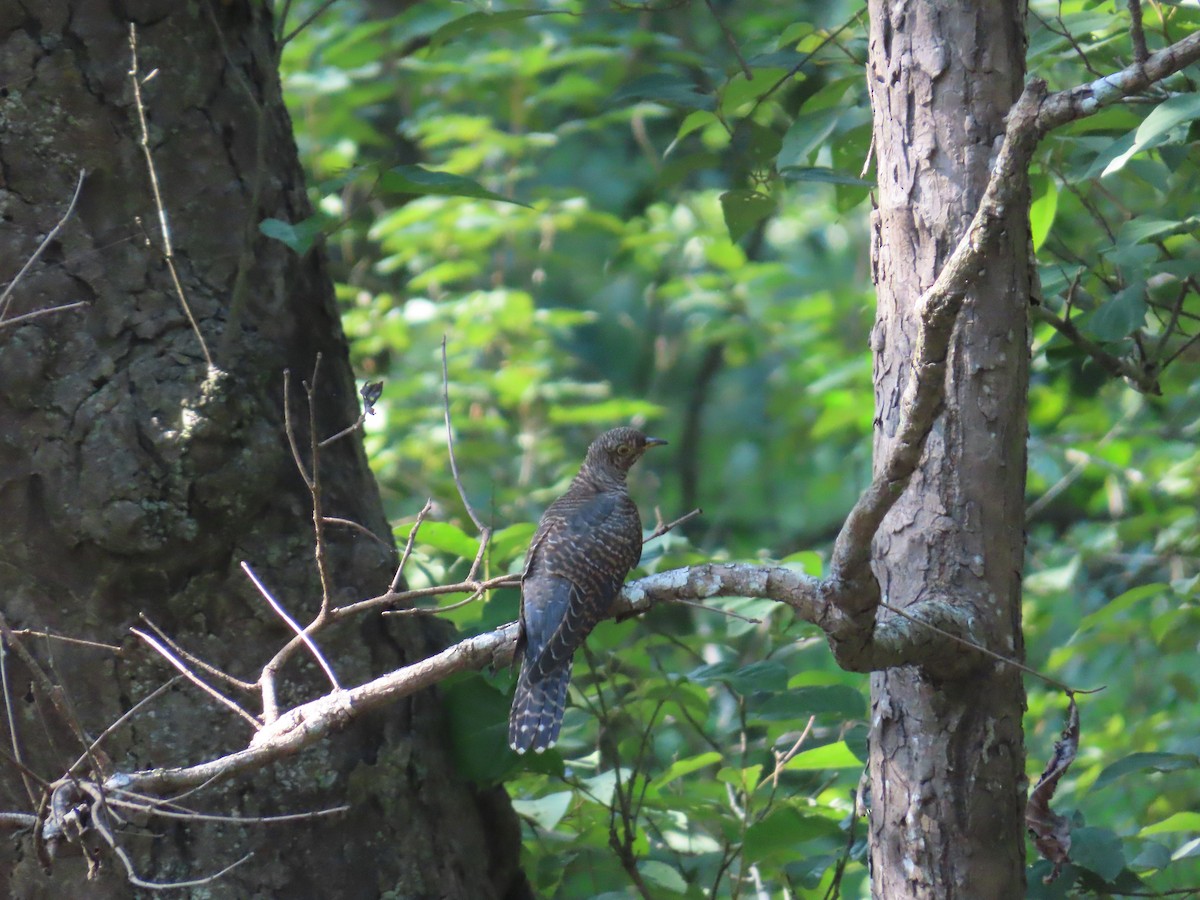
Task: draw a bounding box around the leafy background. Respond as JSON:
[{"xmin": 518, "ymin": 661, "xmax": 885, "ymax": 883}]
[{"xmin": 272, "ymin": 0, "xmax": 1200, "ymax": 896}]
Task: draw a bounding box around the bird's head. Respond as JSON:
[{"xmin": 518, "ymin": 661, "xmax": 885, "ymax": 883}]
[{"xmin": 583, "ymin": 427, "xmax": 668, "ymax": 481}]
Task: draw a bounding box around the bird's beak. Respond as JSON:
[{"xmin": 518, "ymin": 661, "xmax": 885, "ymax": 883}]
[{"xmin": 645, "ymin": 437, "xmax": 668, "ymax": 448}]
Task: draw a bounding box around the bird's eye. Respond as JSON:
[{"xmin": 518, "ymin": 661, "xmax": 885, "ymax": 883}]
[{"xmin": 616, "ymin": 444, "xmax": 632, "ymax": 456}]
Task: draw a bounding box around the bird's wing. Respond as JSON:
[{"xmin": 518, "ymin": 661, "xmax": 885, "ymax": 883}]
[{"xmin": 521, "ymin": 490, "xmax": 642, "ymax": 680}]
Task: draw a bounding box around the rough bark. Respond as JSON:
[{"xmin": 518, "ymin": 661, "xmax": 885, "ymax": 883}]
[
  {"xmin": 0, "ymin": 2, "xmax": 524, "ymax": 897},
  {"xmin": 865, "ymin": 2, "xmax": 1031, "ymax": 897}
]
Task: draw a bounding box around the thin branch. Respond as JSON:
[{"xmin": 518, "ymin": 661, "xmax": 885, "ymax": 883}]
[
  {"xmin": 703, "ymin": 0, "xmax": 750, "ymax": 79},
  {"xmin": 646, "ymin": 506, "xmax": 703, "ymax": 542},
  {"xmin": 0, "ymin": 301, "xmax": 88, "ymax": 331},
  {"xmin": 282, "ymin": 369, "xmax": 312, "ymax": 487},
  {"xmin": 5, "ymin": 629, "xmax": 121, "ymax": 653},
  {"xmin": 108, "ymin": 791, "xmax": 348, "ymax": 826},
  {"xmin": 304, "ymin": 355, "xmax": 337, "ymax": 618},
  {"xmin": 322, "ymin": 516, "xmax": 392, "ymax": 548},
  {"xmin": 440, "ymin": 337, "xmax": 488, "ymax": 534},
  {"xmin": 280, "ymin": 0, "xmax": 338, "ymax": 47},
  {"xmin": 1032, "ymin": 305, "xmax": 1160, "ymax": 393},
  {"xmin": 138, "ymin": 615, "xmax": 256, "ymax": 693},
  {"xmin": 0, "ymin": 169, "xmax": 85, "ymax": 323},
  {"xmin": 1, "ymin": 633, "xmax": 37, "ymax": 806},
  {"xmin": 69, "ymin": 677, "xmax": 182, "ymax": 778},
  {"xmin": 131, "ymin": 629, "xmax": 261, "ymax": 731},
  {"xmin": 241, "ymin": 563, "xmax": 340, "ymax": 692},
  {"xmin": 876, "ymin": 602, "xmax": 1101, "ymax": 695},
  {"xmin": 390, "ymin": 500, "xmax": 433, "ymax": 593},
  {"xmin": 128, "ymin": 25, "xmax": 213, "ymax": 368}
]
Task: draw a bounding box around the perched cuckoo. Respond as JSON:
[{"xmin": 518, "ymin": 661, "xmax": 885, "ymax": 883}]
[{"xmin": 508, "ymin": 427, "xmax": 666, "ymax": 754}]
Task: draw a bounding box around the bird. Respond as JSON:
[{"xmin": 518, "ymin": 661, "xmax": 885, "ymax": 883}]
[{"xmin": 508, "ymin": 427, "xmax": 667, "ymax": 754}]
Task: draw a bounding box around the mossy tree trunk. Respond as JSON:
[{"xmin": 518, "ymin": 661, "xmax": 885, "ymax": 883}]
[{"xmin": 0, "ymin": 3, "xmax": 524, "ymax": 896}]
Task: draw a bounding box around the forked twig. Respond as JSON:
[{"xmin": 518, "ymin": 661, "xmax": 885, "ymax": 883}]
[
  {"xmin": 131, "ymin": 629, "xmax": 261, "ymax": 730},
  {"xmin": 0, "ymin": 170, "xmax": 85, "ymax": 324},
  {"xmin": 242, "ymin": 563, "xmax": 340, "ymax": 692},
  {"xmin": 390, "ymin": 499, "xmax": 433, "ymax": 593},
  {"xmin": 139, "ymin": 615, "xmax": 256, "ymax": 693}
]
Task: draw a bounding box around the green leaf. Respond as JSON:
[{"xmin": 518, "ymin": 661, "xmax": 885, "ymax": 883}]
[
  {"xmin": 1030, "ymin": 176, "xmax": 1058, "ymax": 252},
  {"xmin": 1071, "ymin": 826, "xmax": 1126, "ymax": 882},
  {"xmin": 490, "ymin": 522, "xmax": 537, "ymax": 565},
  {"xmin": 511, "ymin": 791, "xmax": 573, "ymax": 831},
  {"xmin": 1141, "ymin": 812, "xmax": 1200, "ymax": 835},
  {"xmin": 379, "ymin": 165, "xmax": 528, "ymax": 207},
  {"xmin": 1077, "ymin": 583, "xmax": 1168, "ymax": 632},
  {"xmin": 647, "ymin": 751, "xmax": 723, "ymax": 796},
  {"xmin": 1102, "ymin": 93, "xmax": 1200, "ymax": 177},
  {"xmin": 637, "ymin": 860, "xmax": 687, "ymax": 893},
  {"xmin": 1119, "ymin": 215, "xmax": 1199, "ymax": 245},
  {"xmin": 258, "ymin": 214, "xmax": 330, "ymax": 255},
  {"xmin": 780, "ymin": 167, "xmax": 874, "ymax": 186},
  {"xmin": 1133, "ymin": 92, "xmax": 1200, "ymax": 152},
  {"xmin": 613, "ymin": 74, "xmax": 714, "ymax": 111},
  {"xmin": 427, "ymin": 10, "xmax": 558, "ymax": 50},
  {"xmin": 783, "ymin": 741, "xmax": 864, "ymax": 770},
  {"xmin": 1089, "ymin": 285, "xmax": 1145, "ymax": 342},
  {"xmin": 751, "ymin": 685, "xmax": 866, "ymax": 721},
  {"xmin": 666, "ymin": 110, "xmax": 719, "ymax": 156},
  {"xmin": 689, "ymin": 659, "xmax": 788, "ymax": 694},
  {"xmin": 396, "ymin": 520, "xmax": 479, "ymax": 559},
  {"xmin": 1093, "ymin": 752, "xmax": 1200, "ymax": 790},
  {"xmin": 744, "ymin": 808, "xmax": 842, "ymax": 862},
  {"xmin": 442, "ymin": 675, "xmax": 512, "ymax": 783},
  {"xmin": 720, "ymin": 190, "xmax": 776, "ymax": 242},
  {"xmin": 719, "ymin": 68, "xmax": 790, "ymax": 117}
]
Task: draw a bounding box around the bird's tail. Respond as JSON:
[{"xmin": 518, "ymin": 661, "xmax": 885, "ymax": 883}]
[{"xmin": 508, "ymin": 660, "xmax": 572, "ymax": 754}]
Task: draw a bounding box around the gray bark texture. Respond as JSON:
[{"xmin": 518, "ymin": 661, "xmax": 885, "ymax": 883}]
[
  {"xmin": 0, "ymin": 2, "xmax": 525, "ymax": 897},
  {"xmin": 865, "ymin": 1, "xmax": 1031, "ymax": 896}
]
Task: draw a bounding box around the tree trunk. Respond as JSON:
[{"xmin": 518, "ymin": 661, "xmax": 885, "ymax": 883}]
[
  {"xmin": 865, "ymin": 2, "xmax": 1030, "ymax": 896},
  {"xmin": 0, "ymin": 3, "xmax": 524, "ymax": 897}
]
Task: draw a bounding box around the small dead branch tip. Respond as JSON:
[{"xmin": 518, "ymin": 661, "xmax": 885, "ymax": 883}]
[{"xmin": 440, "ymin": 338, "xmax": 487, "ymax": 533}]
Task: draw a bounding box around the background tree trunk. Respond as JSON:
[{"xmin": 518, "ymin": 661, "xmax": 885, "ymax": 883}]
[
  {"xmin": 0, "ymin": 3, "xmax": 524, "ymax": 896},
  {"xmin": 865, "ymin": 2, "xmax": 1031, "ymax": 896}
]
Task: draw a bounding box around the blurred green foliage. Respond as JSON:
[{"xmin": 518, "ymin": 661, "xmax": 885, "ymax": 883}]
[{"xmin": 275, "ymin": 0, "xmax": 1200, "ymax": 895}]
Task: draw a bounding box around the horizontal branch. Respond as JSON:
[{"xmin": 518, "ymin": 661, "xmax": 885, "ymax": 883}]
[{"xmin": 108, "ymin": 565, "xmax": 973, "ymax": 797}]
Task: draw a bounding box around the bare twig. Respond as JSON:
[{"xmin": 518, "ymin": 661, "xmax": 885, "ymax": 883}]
[
  {"xmin": 440, "ymin": 337, "xmax": 488, "ymax": 534},
  {"xmin": 283, "ymin": 369, "xmax": 312, "ymax": 487},
  {"xmin": 68, "ymin": 677, "xmax": 182, "ymax": 778},
  {"xmin": 242, "ymin": 563, "xmax": 340, "ymax": 692},
  {"xmin": 6, "ymin": 628, "xmax": 121, "ymax": 653},
  {"xmin": 662, "ymin": 597, "xmax": 762, "ymax": 623},
  {"xmin": 390, "ymin": 500, "xmax": 434, "ymax": 593},
  {"xmin": 645, "ymin": 507, "xmax": 702, "ymax": 543},
  {"xmin": 128, "ymin": 25, "xmax": 213, "ymax": 368},
  {"xmin": 0, "ymin": 301, "xmax": 89, "ymax": 331},
  {"xmin": 1, "ymin": 633, "xmax": 37, "ymax": 806},
  {"xmin": 0, "ymin": 169, "xmax": 85, "ymax": 323},
  {"xmin": 760, "ymin": 716, "xmax": 816, "ymax": 792},
  {"xmin": 139, "ymin": 615, "xmax": 256, "ymax": 693},
  {"xmin": 303, "ymin": 356, "xmax": 337, "ymax": 617},
  {"xmin": 322, "ymin": 516, "xmax": 392, "ymax": 548},
  {"xmin": 131, "ymin": 629, "xmax": 261, "ymax": 730}
]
